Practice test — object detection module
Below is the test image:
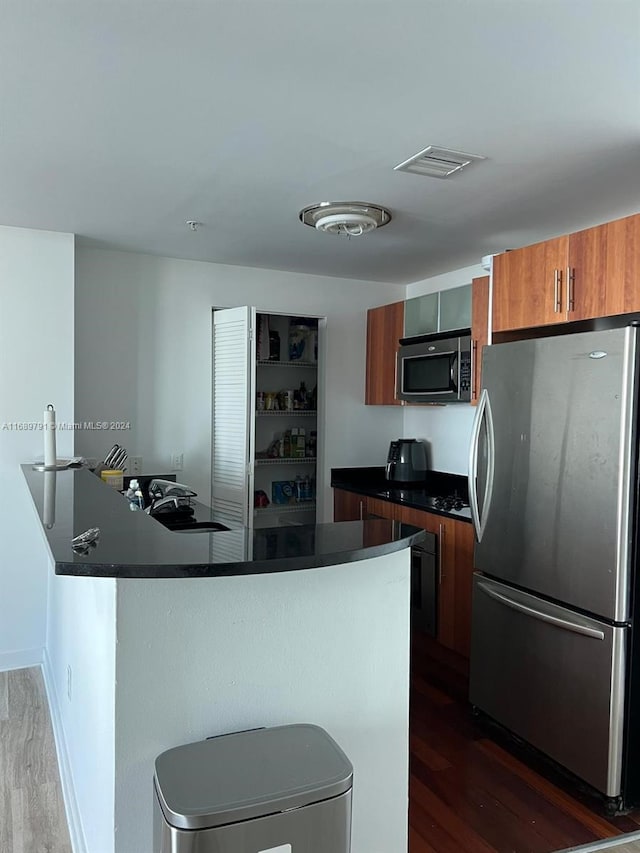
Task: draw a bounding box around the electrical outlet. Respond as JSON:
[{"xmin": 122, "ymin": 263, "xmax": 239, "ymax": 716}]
[
  {"xmin": 67, "ymin": 665, "xmax": 72, "ymax": 701},
  {"xmin": 129, "ymin": 456, "xmax": 142, "ymax": 476},
  {"xmin": 171, "ymin": 452, "xmax": 183, "ymax": 471}
]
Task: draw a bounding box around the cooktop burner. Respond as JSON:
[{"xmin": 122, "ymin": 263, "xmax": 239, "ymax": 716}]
[{"xmin": 432, "ymin": 495, "xmax": 469, "ymax": 512}]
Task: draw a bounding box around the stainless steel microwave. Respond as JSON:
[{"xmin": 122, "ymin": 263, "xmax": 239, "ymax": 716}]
[{"xmin": 396, "ymin": 330, "xmax": 472, "ymax": 403}]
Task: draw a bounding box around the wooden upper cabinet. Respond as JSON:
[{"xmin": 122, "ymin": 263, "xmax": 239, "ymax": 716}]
[
  {"xmin": 492, "ymin": 235, "xmax": 569, "ymax": 333},
  {"xmin": 492, "ymin": 212, "xmax": 640, "ymax": 333},
  {"xmin": 471, "ymin": 275, "xmax": 489, "ymax": 405},
  {"xmin": 568, "ymin": 213, "xmax": 640, "ymax": 321},
  {"xmin": 365, "ymin": 301, "xmax": 404, "ymax": 405}
]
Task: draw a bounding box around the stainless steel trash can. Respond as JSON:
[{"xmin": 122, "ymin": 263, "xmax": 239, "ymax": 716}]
[{"xmin": 153, "ymin": 723, "xmax": 353, "ymax": 853}]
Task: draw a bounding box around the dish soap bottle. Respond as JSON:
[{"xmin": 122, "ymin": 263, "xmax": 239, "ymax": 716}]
[{"xmin": 125, "ymin": 478, "xmax": 144, "ymax": 511}]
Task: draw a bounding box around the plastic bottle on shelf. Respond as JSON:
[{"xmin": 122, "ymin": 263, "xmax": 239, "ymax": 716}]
[
  {"xmin": 302, "ymin": 474, "xmax": 312, "ymax": 501},
  {"xmin": 297, "ymin": 428, "xmax": 306, "ymax": 458}
]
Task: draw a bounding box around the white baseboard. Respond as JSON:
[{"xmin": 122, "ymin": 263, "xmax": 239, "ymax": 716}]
[
  {"xmin": 0, "ymin": 646, "xmax": 43, "ymax": 672},
  {"xmin": 559, "ymin": 830, "xmax": 640, "ymax": 852},
  {"xmin": 41, "ymin": 649, "xmax": 87, "ymax": 853}
]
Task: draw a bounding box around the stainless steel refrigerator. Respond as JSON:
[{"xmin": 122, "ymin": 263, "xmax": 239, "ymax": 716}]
[{"xmin": 468, "ymin": 324, "xmax": 640, "ymax": 811}]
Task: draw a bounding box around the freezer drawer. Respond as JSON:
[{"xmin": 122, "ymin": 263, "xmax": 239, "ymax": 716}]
[{"xmin": 469, "ymin": 574, "xmax": 627, "ymax": 797}]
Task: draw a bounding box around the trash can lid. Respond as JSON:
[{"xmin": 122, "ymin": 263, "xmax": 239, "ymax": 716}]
[{"xmin": 154, "ymin": 723, "xmax": 354, "ymax": 831}]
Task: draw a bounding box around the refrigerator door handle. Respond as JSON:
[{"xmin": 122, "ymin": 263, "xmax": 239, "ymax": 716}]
[
  {"xmin": 468, "ymin": 389, "xmax": 495, "ymax": 542},
  {"xmin": 468, "ymin": 390, "xmax": 484, "ymax": 536},
  {"xmin": 477, "ymin": 580, "xmax": 606, "ymax": 640}
]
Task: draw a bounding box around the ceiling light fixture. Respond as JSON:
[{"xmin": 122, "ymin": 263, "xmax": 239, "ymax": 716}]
[
  {"xmin": 186, "ymin": 220, "xmax": 202, "ymax": 231},
  {"xmin": 299, "ymin": 202, "xmax": 391, "ymax": 237}
]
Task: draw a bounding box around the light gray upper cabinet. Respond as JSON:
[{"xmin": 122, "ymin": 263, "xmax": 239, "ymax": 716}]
[
  {"xmin": 404, "ymin": 283, "xmax": 471, "ymax": 338},
  {"xmin": 404, "ymin": 292, "xmax": 438, "ymax": 338},
  {"xmin": 439, "ymin": 284, "xmax": 471, "ymax": 331}
]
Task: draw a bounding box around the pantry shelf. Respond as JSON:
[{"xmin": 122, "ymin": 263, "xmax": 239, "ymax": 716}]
[
  {"xmin": 254, "ymin": 502, "xmax": 316, "ymax": 514},
  {"xmin": 255, "ymin": 457, "xmax": 316, "ymax": 465},
  {"xmin": 257, "ymin": 360, "xmax": 317, "ymax": 369},
  {"xmin": 256, "ymin": 410, "xmax": 317, "ymax": 417}
]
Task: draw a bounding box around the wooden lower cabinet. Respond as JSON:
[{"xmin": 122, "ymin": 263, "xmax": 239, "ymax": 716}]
[
  {"xmin": 363, "ymin": 496, "xmax": 399, "ymax": 520},
  {"xmin": 399, "ymin": 505, "xmax": 475, "ymax": 658},
  {"xmin": 333, "ymin": 488, "xmax": 476, "ymax": 658},
  {"xmin": 333, "ymin": 488, "xmax": 365, "ymax": 521},
  {"xmin": 333, "ymin": 489, "xmax": 399, "ymax": 522}
]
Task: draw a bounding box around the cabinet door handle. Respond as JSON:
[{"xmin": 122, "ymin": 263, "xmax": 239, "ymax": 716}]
[
  {"xmin": 554, "ymin": 269, "xmax": 563, "ymax": 313},
  {"xmin": 438, "ymin": 522, "xmax": 444, "ymax": 584},
  {"xmin": 567, "ymin": 266, "xmax": 575, "ymax": 312},
  {"xmin": 359, "ymin": 500, "xmax": 364, "ymax": 521}
]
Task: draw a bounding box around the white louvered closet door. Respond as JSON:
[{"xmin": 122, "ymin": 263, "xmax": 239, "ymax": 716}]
[{"xmin": 212, "ymin": 306, "xmax": 256, "ymax": 527}]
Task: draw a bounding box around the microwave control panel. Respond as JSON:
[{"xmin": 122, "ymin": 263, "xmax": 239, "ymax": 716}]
[{"xmin": 459, "ymin": 351, "xmax": 472, "ymax": 393}]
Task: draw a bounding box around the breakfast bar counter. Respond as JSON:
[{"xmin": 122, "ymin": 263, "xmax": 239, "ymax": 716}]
[
  {"xmin": 22, "ymin": 465, "xmax": 424, "ymax": 577},
  {"xmin": 23, "ymin": 464, "xmax": 418, "ymax": 853}
]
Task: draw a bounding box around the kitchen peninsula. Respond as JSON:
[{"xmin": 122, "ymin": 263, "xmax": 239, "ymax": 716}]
[{"xmin": 23, "ymin": 465, "xmax": 423, "ymax": 853}]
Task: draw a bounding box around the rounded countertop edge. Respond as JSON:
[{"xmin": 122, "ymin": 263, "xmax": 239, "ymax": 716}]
[{"xmin": 53, "ymin": 525, "xmax": 426, "ymax": 579}]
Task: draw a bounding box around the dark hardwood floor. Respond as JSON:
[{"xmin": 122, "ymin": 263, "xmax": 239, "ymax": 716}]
[{"xmin": 409, "ymin": 633, "xmax": 640, "ymax": 853}]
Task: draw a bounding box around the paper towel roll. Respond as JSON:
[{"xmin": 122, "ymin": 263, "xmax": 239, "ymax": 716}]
[{"xmin": 44, "ymin": 404, "xmax": 56, "ymax": 468}]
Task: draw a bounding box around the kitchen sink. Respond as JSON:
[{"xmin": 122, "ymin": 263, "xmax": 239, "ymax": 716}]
[{"xmin": 162, "ymin": 520, "xmax": 230, "ymax": 533}]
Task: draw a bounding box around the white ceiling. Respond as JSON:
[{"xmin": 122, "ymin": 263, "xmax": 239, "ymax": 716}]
[{"xmin": 1, "ymin": 0, "xmax": 639, "ymax": 284}]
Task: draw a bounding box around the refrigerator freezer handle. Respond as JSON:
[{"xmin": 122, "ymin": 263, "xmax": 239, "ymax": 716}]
[
  {"xmin": 477, "ymin": 580, "xmax": 606, "ymax": 640},
  {"xmin": 468, "ymin": 388, "xmax": 495, "ymax": 542}
]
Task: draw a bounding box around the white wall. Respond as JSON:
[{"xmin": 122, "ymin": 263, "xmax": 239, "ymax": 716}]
[
  {"xmin": 74, "ymin": 248, "xmax": 404, "ymax": 518},
  {"xmin": 404, "ymin": 263, "xmax": 486, "ymax": 475},
  {"xmin": 0, "ymin": 225, "xmax": 74, "ymax": 667},
  {"xmin": 45, "ymin": 574, "xmax": 116, "ymax": 853},
  {"xmin": 114, "ymin": 549, "xmax": 411, "ymax": 853}
]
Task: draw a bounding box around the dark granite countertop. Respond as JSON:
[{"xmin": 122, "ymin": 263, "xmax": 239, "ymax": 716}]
[
  {"xmin": 331, "ymin": 467, "xmax": 472, "ymax": 523},
  {"xmin": 22, "ymin": 465, "xmax": 424, "ymax": 578}
]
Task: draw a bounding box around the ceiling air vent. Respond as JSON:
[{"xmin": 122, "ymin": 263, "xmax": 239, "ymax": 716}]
[{"xmin": 394, "ymin": 145, "xmax": 486, "ymax": 179}]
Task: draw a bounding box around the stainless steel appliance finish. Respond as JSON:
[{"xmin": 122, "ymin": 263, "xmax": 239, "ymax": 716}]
[
  {"xmin": 470, "ymin": 327, "xmax": 637, "ymax": 622},
  {"xmin": 468, "ymin": 325, "xmax": 640, "ymax": 805},
  {"xmin": 397, "ymin": 330, "xmax": 472, "ymax": 403},
  {"xmin": 470, "ymin": 575, "xmax": 627, "ymax": 797},
  {"xmin": 154, "ymin": 789, "xmax": 351, "ymax": 853},
  {"xmin": 385, "ymin": 438, "xmax": 428, "ymax": 483},
  {"xmin": 411, "ymin": 534, "xmax": 438, "ymax": 636},
  {"xmin": 153, "ymin": 723, "xmax": 353, "ymax": 853}
]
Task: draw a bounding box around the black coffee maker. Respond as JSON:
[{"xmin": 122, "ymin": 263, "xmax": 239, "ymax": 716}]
[{"xmin": 385, "ymin": 439, "xmax": 428, "ymax": 484}]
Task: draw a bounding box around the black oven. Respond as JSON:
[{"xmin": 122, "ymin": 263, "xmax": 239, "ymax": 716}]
[{"xmin": 396, "ymin": 329, "xmax": 472, "ymax": 403}]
